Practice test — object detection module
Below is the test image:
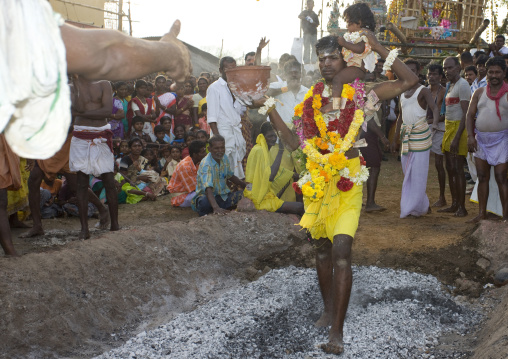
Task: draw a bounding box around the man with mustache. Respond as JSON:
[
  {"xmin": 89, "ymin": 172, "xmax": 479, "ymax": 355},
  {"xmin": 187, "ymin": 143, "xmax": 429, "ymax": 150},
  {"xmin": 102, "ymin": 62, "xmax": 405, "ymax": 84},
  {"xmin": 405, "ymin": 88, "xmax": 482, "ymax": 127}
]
[{"xmin": 466, "ymin": 56, "xmax": 508, "ymax": 222}]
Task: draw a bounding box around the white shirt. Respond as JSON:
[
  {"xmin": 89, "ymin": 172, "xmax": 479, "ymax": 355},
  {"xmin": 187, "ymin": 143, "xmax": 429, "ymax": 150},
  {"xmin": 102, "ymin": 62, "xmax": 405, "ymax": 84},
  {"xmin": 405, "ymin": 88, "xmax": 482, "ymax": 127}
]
[
  {"xmin": 206, "ymin": 77, "xmax": 246, "ymax": 178},
  {"xmin": 275, "ymin": 85, "xmax": 309, "ymax": 124},
  {"xmin": 470, "ymin": 76, "xmax": 487, "ymax": 95},
  {"xmin": 489, "ymin": 46, "xmax": 508, "ymax": 57},
  {"xmin": 206, "ymin": 77, "xmax": 243, "ymax": 128}
]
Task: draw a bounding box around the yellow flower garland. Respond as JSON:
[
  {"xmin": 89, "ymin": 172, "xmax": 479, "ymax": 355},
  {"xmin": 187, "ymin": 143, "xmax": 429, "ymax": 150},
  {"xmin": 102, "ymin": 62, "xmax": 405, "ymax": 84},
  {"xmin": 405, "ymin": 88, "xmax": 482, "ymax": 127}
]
[{"xmin": 297, "ymin": 83, "xmax": 366, "ymax": 201}]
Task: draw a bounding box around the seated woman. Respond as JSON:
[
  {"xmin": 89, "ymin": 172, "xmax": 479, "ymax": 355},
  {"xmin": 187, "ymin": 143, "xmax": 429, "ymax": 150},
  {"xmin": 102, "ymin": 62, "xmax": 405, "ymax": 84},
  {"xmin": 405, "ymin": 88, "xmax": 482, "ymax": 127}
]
[
  {"xmin": 119, "ymin": 138, "xmax": 166, "ymax": 196},
  {"xmin": 244, "ymin": 122, "xmax": 304, "ymax": 215}
]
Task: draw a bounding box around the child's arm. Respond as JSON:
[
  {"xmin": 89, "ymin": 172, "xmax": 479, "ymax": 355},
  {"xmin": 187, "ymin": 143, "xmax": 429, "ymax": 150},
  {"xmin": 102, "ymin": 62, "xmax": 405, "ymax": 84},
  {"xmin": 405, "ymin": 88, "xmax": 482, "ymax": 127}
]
[{"xmin": 338, "ymin": 36, "xmax": 366, "ymax": 54}]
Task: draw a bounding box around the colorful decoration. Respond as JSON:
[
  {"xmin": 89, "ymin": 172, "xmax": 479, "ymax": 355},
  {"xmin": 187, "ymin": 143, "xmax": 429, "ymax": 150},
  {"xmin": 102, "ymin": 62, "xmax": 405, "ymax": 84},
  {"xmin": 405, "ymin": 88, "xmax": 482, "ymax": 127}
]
[{"xmin": 292, "ymin": 80, "xmax": 369, "ymax": 202}]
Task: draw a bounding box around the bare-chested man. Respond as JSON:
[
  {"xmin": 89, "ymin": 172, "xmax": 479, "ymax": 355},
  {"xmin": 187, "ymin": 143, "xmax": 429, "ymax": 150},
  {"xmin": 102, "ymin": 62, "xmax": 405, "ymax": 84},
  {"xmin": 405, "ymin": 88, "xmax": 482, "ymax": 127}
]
[
  {"xmin": 466, "ymin": 56, "xmax": 508, "ymax": 222},
  {"xmin": 426, "ymin": 64, "xmax": 447, "ymax": 207},
  {"xmin": 255, "ymin": 30, "xmax": 418, "ymax": 354},
  {"xmin": 21, "ymin": 81, "xmax": 110, "ymax": 239},
  {"xmin": 69, "ymin": 76, "xmax": 118, "ymax": 239}
]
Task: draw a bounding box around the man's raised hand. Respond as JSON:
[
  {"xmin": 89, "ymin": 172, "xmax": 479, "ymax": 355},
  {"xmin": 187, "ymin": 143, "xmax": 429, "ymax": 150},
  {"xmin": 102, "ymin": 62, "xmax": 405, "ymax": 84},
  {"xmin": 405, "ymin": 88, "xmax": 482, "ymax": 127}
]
[{"xmin": 160, "ymin": 20, "xmax": 192, "ymax": 82}]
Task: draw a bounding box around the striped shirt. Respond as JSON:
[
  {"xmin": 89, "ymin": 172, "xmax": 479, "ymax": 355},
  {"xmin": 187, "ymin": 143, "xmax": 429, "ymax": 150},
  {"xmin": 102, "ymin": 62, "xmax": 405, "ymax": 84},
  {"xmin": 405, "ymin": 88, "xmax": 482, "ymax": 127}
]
[{"xmin": 167, "ymin": 156, "xmax": 198, "ymax": 207}]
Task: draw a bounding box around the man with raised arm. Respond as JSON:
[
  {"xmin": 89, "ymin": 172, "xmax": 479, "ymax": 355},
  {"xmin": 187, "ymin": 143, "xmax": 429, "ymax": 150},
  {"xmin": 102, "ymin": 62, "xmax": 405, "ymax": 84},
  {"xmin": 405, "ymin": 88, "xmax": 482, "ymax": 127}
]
[
  {"xmin": 254, "ymin": 30, "xmax": 418, "ymax": 354},
  {"xmin": 466, "ymin": 56, "xmax": 508, "ymax": 222},
  {"xmin": 2, "ymin": 0, "xmax": 191, "ymax": 254}
]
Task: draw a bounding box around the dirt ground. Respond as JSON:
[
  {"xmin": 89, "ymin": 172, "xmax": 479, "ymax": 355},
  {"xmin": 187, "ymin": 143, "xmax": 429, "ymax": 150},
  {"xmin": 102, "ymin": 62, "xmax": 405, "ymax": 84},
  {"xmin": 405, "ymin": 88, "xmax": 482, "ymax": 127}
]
[{"xmin": 1, "ymin": 154, "xmax": 506, "ymax": 358}]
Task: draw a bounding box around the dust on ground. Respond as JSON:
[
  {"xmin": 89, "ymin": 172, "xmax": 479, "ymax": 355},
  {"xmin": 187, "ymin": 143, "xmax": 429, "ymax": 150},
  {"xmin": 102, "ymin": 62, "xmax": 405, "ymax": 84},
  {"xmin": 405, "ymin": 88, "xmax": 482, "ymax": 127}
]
[{"xmin": 1, "ymin": 154, "xmax": 505, "ymax": 358}]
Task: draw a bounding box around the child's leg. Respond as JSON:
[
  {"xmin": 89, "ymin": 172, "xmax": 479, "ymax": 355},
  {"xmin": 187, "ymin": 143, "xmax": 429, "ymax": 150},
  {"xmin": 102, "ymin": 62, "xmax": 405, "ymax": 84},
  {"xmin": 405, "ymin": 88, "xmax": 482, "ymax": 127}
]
[{"xmin": 331, "ymin": 67, "xmax": 366, "ymax": 99}]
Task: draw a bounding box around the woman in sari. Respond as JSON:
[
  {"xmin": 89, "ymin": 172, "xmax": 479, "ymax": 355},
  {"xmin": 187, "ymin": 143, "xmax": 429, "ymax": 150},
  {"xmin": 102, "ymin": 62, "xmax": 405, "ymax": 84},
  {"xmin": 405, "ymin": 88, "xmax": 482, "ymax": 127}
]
[
  {"xmin": 119, "ymin": 138, "xmax": 167, "ymax": 196},
  {"xmin": 244, "ymin": 122, "xmax": 304, "ymax": 215},
  {"xmin": 169, "ymin": 83, "xmax": 194, "ymax": 131},
  {"xmin": 114, "ymin": 81, "xmax": 129, "ymax": 138},
  {"xmin": 152, "ymin": 75, "xmax": 176, "ymax": 126},
  {"xmin": 127, "ymin": 80, "xmax": 157, "ymax": 140}
]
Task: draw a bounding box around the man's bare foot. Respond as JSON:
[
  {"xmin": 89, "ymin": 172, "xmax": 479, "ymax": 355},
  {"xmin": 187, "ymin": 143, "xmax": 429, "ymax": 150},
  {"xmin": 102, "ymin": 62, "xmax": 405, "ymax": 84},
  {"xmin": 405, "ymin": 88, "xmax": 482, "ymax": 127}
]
[
  {"xmin": 20, "ymin": 227, "xmax": 45, "ymax": 238},
  {"xmin": 97, "ymin": 207, "xmax": 110, "ymax": 230},
  {"xmin": 110, "ymin": 226, "xmax": 120, "ymax": 232},
  {"xmin": 437, "ymin": 205, "xmax": 458, "ymax": 213},
  {"xmin": 432, "ymin": 198, "xmax": 447, "ymax": 207},
  {"xmin": 466, "ymin": 214, "xmax": 486, "ymax": 223},
  {"xmin": 454, "ymin": 207, "xmax": 468, "ymax": 217},
  {"xmin": 364, "ymin": 203, "xmax": 386, "ymax": 213},
  {"xmin": 78, "ymin": 230, "xmax": 90, "ymax": 240},
  {"xmin": 320, "ymin": 337, "xmax": 344, "ymax": 355},
  {"xmin": 315, "ymin": 312, "xmax": 332, "ymax": 327},
  {"xmin": 427, "ymin": 207, "xmax": 432, "ymax": 214}
]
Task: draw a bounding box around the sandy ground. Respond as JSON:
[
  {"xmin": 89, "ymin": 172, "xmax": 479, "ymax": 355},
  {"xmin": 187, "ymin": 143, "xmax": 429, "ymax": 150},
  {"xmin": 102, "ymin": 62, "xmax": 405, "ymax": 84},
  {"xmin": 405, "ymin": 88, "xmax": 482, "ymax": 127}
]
[{"xmin": 1, "ymin": 154, "xmax": 506, "ymax": 358}]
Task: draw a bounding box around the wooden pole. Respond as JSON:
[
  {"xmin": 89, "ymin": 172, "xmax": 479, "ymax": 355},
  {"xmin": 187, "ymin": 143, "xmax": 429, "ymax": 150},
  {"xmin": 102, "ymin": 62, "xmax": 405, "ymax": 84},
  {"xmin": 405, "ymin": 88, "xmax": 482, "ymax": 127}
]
[
  {"xmin": 379, "ymin": 41, "xmax": 489, "ymax": 51},
  {"xmin": 300, "ymin": 0, "xmax": 304, "ymax": 38},
  {"xmin": 320, "ymin": 0, "xmax": 324, "ymax": 38},
  {"xmin": 128, "ymin": 1, "xmax": 132, "ymax": 36},
  {"xmin": 118, "ymin": 0, "xmax": 123, "ymax": 32}
]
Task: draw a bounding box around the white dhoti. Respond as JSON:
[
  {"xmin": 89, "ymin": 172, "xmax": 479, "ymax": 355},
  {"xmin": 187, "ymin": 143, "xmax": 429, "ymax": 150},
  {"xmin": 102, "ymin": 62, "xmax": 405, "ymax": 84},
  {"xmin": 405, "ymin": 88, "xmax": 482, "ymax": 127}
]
[
  {"xmin": 1, "ymin": 0, "xmax": 71, "ymax": 159},
  {"xmin": 218, "ymin": 123, "xmax": 246, "ymax": 179},
  {"xmin": 69, "ymin": 124, "xmax": 115, "ymax": 177},
  {"xmin": 470, "ymin": 168, "xmax": 503, "ymax": 217}
]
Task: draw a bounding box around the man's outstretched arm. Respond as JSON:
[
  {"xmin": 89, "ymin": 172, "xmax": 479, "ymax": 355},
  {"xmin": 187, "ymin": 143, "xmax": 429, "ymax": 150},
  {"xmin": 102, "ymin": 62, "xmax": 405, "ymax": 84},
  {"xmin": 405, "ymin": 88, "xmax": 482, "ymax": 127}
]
[{"xmin": 62, "ymin": 20, "xmax": 191, "ymax": 81}]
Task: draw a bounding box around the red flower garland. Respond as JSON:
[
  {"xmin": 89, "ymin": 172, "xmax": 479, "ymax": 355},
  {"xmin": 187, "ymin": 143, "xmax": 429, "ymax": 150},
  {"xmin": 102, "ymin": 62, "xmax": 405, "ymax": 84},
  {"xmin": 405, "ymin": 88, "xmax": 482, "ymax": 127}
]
[
  {"xmin": 360, "ymin": 156, "xmax": 366, "ymax": 166},
  {"xmin": 336, "ymin": 177, "xmax": 354, "ymax": 192},
  {"xmin": 302, "ymin": 82, "xmax": 327, "ymax": 140},
  {"xmin": 292, "ymin": 182, "xmax": 302, "ymax": 195}
]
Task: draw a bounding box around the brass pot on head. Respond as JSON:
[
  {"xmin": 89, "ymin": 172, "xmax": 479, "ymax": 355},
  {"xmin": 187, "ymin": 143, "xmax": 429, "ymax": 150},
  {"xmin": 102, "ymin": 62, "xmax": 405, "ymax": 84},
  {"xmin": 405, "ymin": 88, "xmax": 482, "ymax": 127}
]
[{"xmin": 225, "ymin": 65, "xmax": 271, "ymax": 104}]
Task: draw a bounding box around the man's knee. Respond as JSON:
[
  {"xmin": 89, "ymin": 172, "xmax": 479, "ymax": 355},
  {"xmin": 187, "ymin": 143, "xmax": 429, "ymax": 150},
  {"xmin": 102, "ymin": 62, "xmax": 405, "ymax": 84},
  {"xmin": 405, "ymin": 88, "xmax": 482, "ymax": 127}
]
[
  {"xmin": 493, "ymin": 168, "xmax": 508, "ymax": 185},
  {"xmin": 331, "ymin": 235, "xmax": 353, "ymax": 265},
  {"xmin": 477, "ymin": 170, "xmax": 490, "ymax": 183}
]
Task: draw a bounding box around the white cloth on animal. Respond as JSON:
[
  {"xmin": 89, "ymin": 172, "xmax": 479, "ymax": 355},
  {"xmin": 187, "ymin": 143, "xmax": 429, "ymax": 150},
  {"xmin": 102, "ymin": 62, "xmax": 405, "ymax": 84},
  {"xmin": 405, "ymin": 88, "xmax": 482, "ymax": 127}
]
[
  {"xmin": 69, "ymin": 125, "xmax": 115, "ymax": 177},
  {"xmin": 0, "ymin": 0, "xmax": 71, "ymax": 159}
]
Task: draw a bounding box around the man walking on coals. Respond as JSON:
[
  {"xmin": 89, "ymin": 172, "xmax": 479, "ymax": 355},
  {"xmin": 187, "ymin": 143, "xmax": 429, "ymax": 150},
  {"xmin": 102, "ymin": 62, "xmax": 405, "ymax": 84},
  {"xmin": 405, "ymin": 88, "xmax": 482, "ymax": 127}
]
[{"xmin": 256, "ymin": 29, "xmax": 418, "ymax": 354}]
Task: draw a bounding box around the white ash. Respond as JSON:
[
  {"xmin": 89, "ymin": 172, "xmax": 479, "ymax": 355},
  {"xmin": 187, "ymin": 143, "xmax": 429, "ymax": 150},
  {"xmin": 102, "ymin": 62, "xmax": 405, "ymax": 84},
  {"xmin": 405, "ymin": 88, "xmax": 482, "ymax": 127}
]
[{"xmin": 96, "ymin": 266, "xmax": 480, "ymax": 359}]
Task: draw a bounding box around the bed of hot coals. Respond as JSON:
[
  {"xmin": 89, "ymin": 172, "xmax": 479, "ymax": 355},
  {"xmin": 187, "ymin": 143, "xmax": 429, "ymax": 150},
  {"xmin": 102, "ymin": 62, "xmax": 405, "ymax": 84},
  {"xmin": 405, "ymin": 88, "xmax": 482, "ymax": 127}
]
[{"xmin": 96, "ymin": 266, "xmax": 480, "ymax": 359}]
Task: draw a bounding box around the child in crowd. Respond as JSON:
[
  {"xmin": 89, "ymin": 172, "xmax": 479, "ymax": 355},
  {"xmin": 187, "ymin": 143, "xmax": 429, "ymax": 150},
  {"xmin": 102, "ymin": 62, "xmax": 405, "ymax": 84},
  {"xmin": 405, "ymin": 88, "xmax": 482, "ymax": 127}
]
[
  {"xmin": 154, "ymin": 125, "xmax": 168, "ymax": 145},
  {"xmin": 171, "ymin": 124, "xmax": 186, "ymax": 149},
  {"xmin": 181, "ymin": 131, "xmax": 196, "ymax": 159},
  {"xmin": 160, "ymin": 116, "xmax": 175, "ymax": 143},
  {"xmin": 165, "ymin": 146, "xmax": 182, "ymax": 179},
  {"xmin": 331, "ymin": 3, "xmax": 377, "ymax": 100},
  {"xmin": 159, "ymin": 146, "xmax": 172, "ymax": 177},
  {"xmin": 116, "ymin": 140, "xmax": 130, "ymax": 166},
  {"xmin": 195, "ymin": 130, "xmax": 208, "ymax": 143},
  {"xmin": 198, "ymin": 103, "xmax": 210, "ymax": 134},
  {"xmin": 173, "ymin": 83, "xmax": 194, "ymax": 131},
  {"xmin": 113, "ymin": 137, "xmax": 122, "ymax": 159},
  {"xmin": 130, "ymin": 116, "xmax": 153, "ymax": 144},
  {"xmin": 141, "ymin": 148, "xmax": 161, "ymax": 174}
]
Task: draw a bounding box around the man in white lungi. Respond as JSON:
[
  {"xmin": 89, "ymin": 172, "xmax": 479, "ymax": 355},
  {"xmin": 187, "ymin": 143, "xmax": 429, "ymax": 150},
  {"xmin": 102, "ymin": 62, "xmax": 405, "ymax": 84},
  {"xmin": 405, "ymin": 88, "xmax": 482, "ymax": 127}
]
[
  {"xmin": 206, "ymin": 57, "xmax": 246, "ymax": 178},
  {"xmin": 69, "ymin": 76, "xmax": 117, "ymax": 239}
]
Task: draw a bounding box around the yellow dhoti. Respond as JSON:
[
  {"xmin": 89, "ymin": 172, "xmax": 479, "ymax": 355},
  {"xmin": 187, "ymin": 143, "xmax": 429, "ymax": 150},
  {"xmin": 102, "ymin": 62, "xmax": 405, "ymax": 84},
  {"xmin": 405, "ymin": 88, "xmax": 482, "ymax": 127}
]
[{"xmin": 300, "ymin": 157, "xmax": 362, "ymax": 242}]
